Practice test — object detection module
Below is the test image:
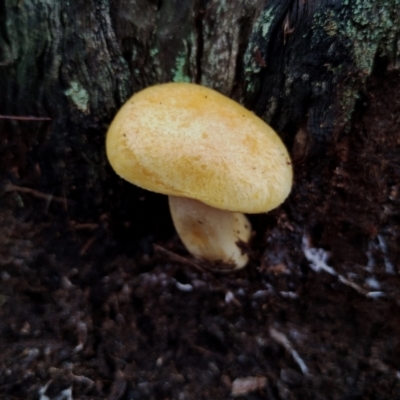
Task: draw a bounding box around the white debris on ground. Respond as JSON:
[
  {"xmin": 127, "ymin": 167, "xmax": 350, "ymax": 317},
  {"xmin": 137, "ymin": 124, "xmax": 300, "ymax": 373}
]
[
  {"xmin": 366, "ymin": 291, "xmax": 386, "ymax": 299},
  {"xmin": 269, "ymin": 327, "xmax": 309, "ymax": 375},
  {"xmin": 252, "ymin": 290, "xmax": 269, "ymax": 299},
  {"xmin": 365, "ymin": 277, "xmax": 381, "ymax": 290},
  {"xmin": 302, "ymin": 235, "xmax": 386, "ymax": 299},
  {"xmin": 302, "ymin": 236, "xmax": 336, "ymax": 275},
  {"xmin": 22, "ymin": 348, "xmax": 39, "ymax": 364},
  {"xmin": 280, "ymin": 291, "xmax": 298, "ymax": 299},
  {"xmin": 231, "ymin": 376, "xmax": 268, "ymax": 397},
  {"xmin": 139, "ymin": 271, "xmax": 195, "ymax": 293},
  {"xmin": 224, "ymin": 291, "xmax": 242, "ymax": 307},
  {"xmin": 140, "ymin": 271, "xmax": 173, "ymax": 287},
  {"xmin": 175, "ymin": 282, "xmax": 193, "ymax": 292},
  {"xmin": 377, "ymin": 234, "xmax": 395, "ymax": 274},
  {"xmin": 225, "ymin": 291, "xmax": 235, "ymax": 303},
  {"xmin": 39, "ymin": 381, "xmax": 73, "ymax": 400},
  {"xmin": 73, "ymin": 321, "xmax": 88, "ymax": 353}
]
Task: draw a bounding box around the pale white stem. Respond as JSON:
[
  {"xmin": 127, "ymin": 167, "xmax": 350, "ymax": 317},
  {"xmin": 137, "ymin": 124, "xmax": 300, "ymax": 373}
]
[{"xmin": 168, "ymin": 196, "xmax": 251, "ymax": 269}]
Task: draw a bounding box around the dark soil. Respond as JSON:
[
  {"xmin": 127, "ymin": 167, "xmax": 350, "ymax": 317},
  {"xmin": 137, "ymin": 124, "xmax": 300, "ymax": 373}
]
[{"xmin": 1, "ymin": 69, "xmax": 400, "ymax": 400}]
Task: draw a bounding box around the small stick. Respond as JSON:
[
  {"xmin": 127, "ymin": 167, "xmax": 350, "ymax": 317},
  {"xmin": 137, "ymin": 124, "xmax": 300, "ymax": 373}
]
[
  {"xmin": 270, "ymin": 327, "xmax": 309, "ymax": 375},
  {"xmin": 154, "ymin": 244, "xmax": 239, "ymax": 274},
  {"xmin": 79, "ymin": 236, "xmax": 97, "ymax": 256},
  {"xmin": 72, "ymin": 223, "xmax": 99, "ymax": 230},
  {"xmin": 0, "ymin": 115, "xmax": 51, "ymax": 121},
  {"xmin": 153, "ymin": 244, "xmax": 206, "ymax": 273},
  {"xmin": 4, "ymin": 183, "xmax": 69, "ymax": 205}
]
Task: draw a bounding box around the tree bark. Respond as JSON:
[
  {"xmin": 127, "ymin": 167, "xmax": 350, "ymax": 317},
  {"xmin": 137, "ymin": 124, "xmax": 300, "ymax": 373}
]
[{"xmin": 1, "ymin": 0, "xmax": 399, "ymax": 265}]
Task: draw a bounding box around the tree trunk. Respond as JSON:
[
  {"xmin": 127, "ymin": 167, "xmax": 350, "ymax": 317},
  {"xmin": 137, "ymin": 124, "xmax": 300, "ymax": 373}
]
[{"xmin": 1, "ymin": 0, "xmax": 399, "ymax": 265}]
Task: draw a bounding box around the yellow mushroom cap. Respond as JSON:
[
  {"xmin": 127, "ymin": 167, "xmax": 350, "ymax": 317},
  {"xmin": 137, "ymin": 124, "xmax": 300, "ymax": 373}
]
[{"xmin": 106, "ymin": 83, "xmax": 293, "ymax": 213}]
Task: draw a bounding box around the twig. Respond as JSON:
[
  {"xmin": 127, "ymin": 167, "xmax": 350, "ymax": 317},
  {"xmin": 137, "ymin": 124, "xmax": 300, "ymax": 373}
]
[
  {"xmin": 185, "ymin": 337, "xmax": 225, "ymax": 362},
  {"xmin": 302, "ymin": 235, "xmax": 386, "ymax": 299},
  {"xmin": 79, "ymin": 236, "xmax": 97, "ymax": 256},
  {"xmin": 153, "ymin": 244, "xmax": 239, "ymax": 274},
  {"xmin": 269, "ymin": 327, "xmax": 309, "ymax": 375},
  {"xmin": 4, "ymin": 183, "xmax": 70, "ymax": 205},
  {"xmin": 0, "ymin": 115, "xmax": 51, "ymax": 121},
  {"xmin": 72, "ymin": 222, "xmax": 99, "ymax": 230},
  {"xmin": 153, "ymin": 244, "xmax": 206, "ymax": 273}
]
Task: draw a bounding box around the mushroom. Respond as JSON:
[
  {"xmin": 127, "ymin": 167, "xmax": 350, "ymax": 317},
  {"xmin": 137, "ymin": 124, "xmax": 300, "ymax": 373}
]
[{"xmin": 106, "ymin": 83, "xmax": 292, "ymax": 270}]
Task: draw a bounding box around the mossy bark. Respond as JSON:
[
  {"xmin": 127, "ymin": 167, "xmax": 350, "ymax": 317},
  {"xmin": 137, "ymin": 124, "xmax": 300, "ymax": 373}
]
[{"xmin": 1, "ymin": 0, "xmax": 399, "ymax": 264}]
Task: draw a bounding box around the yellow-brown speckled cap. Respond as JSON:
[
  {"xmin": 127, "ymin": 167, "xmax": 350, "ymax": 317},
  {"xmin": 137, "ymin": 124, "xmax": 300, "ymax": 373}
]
[{"xmin": 106, "ymin": 82, "xmax": 293, "ymax": 213}]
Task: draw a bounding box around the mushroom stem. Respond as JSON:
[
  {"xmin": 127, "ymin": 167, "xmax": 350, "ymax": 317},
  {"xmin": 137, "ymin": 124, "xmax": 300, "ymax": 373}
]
[{"xmin": 168, "ymin": 196, "xmax": 252, "ymax": 269}]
